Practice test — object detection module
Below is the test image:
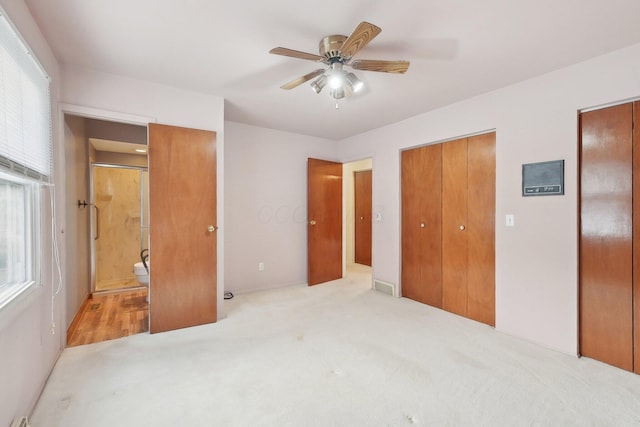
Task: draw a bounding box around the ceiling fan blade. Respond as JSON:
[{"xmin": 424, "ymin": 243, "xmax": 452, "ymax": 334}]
[
  {"xmin": 270, "ymin": 47, "xmax": 323, "ymax": 62},
  {"xmin": 350, "ymin": 59, "xmax": 410, "ymax": 74},
  {"xmin": 339, "ymin": 21, "xmax": 382, "ymax": 59},
  {"xmin": 280, "ymin": 69, "xmax": 325, "ymax": 90}
]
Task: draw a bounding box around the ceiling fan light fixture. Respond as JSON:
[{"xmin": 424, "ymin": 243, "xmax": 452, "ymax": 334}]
[
  {"xmin": 310, "ymin": 75, "xmax": 327, "ymax": 94},
  {"xmin": 330, "ymin": 87, "xmax": 345, "ymax": 100},
  {"xmin": 345, "ymin": 72, "xmax": 363, "ymax": 93},
  {"xmin": 328, "ymin": 73, "xmax": 344, "ymax": 90},
  {"xmin": 327, "ymin": 62, "xmax": 345, "ymax": 90}
]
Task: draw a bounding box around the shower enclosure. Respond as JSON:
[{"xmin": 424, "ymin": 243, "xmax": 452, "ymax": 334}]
[{"xmin": 91, "ymin": 164, "xmax": 149, "ymax": 292}]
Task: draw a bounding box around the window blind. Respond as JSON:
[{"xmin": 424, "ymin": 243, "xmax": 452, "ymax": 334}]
[{"xmin": 0, "ymin": 11, "xmax": 51, "ymax": 182}]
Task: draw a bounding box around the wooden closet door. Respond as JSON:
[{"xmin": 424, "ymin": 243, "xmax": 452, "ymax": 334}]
[
  {"xmin": 442, "ymin": 138, "xmax": 468, "ymax": 316},
  {"xmin": 467, "ymin": 132, "xmax": 496, "ymax": 326},
  {"xmin": 354, "ymin": 170, "xmax": 372, "ymax": 266},
  {"xmin": 580, "ymin": 103, "xmax": 633, "ymax": 371},
  {"xmin": 634, "ymin": 101, "xmax": 640, "ymax": 374},
  {"xmin": 401, "ymin": 147, "xmax": 425, "ymax": 302},
  {"xmin": 401, "ymin": 144, "xmax": 442, "ymax": 307}
]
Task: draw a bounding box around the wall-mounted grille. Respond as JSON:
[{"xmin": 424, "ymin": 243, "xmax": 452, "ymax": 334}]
[{"xmin": 373, "ymin": 279, "xmax": 397, "ymax": 297}]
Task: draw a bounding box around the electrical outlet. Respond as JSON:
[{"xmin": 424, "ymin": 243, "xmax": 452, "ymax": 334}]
[{"xmin": 258, "ymin": 262, "xmax": 265, "ymax": 271}]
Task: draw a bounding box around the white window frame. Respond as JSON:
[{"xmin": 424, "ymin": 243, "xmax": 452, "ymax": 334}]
[
  {"xmin": 0, "ymin": 8, "xmax": 51, "ymax": 311},
  {"xmin": 0, "ymin": 170, "xmax": 40, "ymax": 310}
]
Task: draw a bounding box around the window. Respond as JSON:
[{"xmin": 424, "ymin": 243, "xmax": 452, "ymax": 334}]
[
  {"xmin": 0, "ymin": 9, "xmax": 51, "ymax": 309},
  {"xmin": 0, "ymin": 172, "xmax": 39, "ymax": 309}
]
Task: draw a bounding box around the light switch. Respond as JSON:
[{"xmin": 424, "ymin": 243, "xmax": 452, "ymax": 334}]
[
  {"xmin": 506, "ymin": 214, "xmax": 515, "ymax": 227},
  {"xmin": 375, "ymin": 213, "xmax": 383, "ymax": 222}
]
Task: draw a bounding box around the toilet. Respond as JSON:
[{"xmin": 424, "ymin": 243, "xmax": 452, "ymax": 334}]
[{"xmin": 133, "ymin": 261, "xmax": 149, "ymax": 286}]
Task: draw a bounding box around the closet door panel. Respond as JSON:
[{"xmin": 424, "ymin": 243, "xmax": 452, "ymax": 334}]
[
  {"xmin": 401, "ymin": 148, "xmax": 426, "ymax": 302},
  {"xmin": 634, "ymin": 101, "xmax": 640, "ymax": 374},
  {"xmin": 442, "ymin": 138, "xmax": 468, "ymax": 316},
  {"xmin": 401, "ymin": 144, "xmax": 443, "ymax": 307},
  {"xmin": 467, "ymin": 132, "xmax": 496, "ymax": 326},
  {"xmin": 580, "ymin": 103, "xmax": 633, "ymax": 371},
  {"xmin": 420, "ymin": 144, "xmax": 443, "ymax": 307}
]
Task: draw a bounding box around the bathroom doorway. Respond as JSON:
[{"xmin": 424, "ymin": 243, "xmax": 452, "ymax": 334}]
[
  {"xmin": 63, "ymin": 112, "xmax": 151, "ymax": 346},
  {"xmin": 91, "ymin": 162, "xmax": 149, "ymax": 292}
]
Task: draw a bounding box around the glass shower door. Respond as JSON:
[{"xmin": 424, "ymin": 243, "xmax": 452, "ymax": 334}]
[{"xmin": 92, "ymin": 165, "xmax": 143, "ymax": 292}]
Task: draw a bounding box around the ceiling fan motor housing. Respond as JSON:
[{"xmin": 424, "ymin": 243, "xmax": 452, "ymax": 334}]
[{"xmin": 320, "ymin": 35, "xmax": 348, "ymax": 62}]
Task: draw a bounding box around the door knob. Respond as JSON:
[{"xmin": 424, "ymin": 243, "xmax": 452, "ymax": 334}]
[
  {"xmin": 360, "ymin": 216, "xmax": 364, "ymax": 220},
  {"xmin": 309, "ymin": 220, "xmax": 317, "ymax": 226},
  {"xmin": 420, "ymin": 223, "xmax": 425, "ymax": 228},
  {"xmin": 208, "ymin": 225, "xmax": 217, "ymax": 232},
  {"xmin": 459, "ymin": 225, "xmax": 465, "ymax": 231}
]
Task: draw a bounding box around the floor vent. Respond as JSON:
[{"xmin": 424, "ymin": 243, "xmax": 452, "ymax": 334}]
[
  {"xmin": 11, "ymin": 417, "xmax": 31, "ymax": 427},
  {"xmin": 373, "ymin": 279, "xmax": 396, "ymax": 297}
]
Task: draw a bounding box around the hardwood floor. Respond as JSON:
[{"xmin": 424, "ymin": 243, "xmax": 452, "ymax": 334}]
[{"xmin": 67, "ymin": 288, "xmax": 149, "ymax": 347}]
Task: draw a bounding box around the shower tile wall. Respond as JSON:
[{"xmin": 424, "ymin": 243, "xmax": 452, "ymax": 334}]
[{"xmin": 94, "ymin": 166, "xmax": 141, "ymax": 291}]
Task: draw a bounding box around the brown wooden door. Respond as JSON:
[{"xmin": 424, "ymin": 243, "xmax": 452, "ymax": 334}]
[
  {"xmin": 466, "ymin": 132, "xmax": 496, "ymax": 326},
  {"xmin": 402, "ymin": 134, "xmax": 494, "ymax": 324},
  {"xmin": 580, "ymin": 103, "xmax": 633, "ymax": 371},
  {"xmin": 442, "ymin": 137, "xmax": 468, "ymax": 317},
  {"xmin": 308, "ymin": 158, "xmax": 342, "ymax": 285},
  {"xmin": 401, "ymin": 144, "xmax": 443, "ymax": 307},
  {"xmin": 354, "ymin": 169, "xmax": 372, "ymax": 266},
  {"xmin": 634, "ymin": 101, "xmax": 640, "ymax": 374},
  {"xmin": 148, "ymin": 123, "xmax": 217, "ymax": 333}
]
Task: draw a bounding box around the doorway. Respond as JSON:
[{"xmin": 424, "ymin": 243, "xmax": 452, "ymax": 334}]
[
  {"xmin": 63, "ymin": 112, "xmax": 150, "ymax": 345},
  {"xmin": 306, "ymin": 157, "xmax": 373, "ymax": 286},
  {"xmin": 344, "ymin": 158, "xmax": 373, "ymax": 278}
]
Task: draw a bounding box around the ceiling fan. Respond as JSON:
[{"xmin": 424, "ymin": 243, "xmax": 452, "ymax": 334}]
[{"xmin": 269, "ymin": 21, "xmax": 410, "ymax": 102}]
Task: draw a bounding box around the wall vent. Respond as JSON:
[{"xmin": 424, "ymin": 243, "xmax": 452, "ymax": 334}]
[
  {"xmin": 373, "ymin": 279, "xmax": 396, "ymax": 297},
  {"xmin": 11, "ymin": 417, "xmax": 31, "ymax": 427}
]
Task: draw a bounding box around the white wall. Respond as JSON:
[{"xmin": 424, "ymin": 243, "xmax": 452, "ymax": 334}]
[
  {"xmin": 343, "ymin": 159, "xmax": 372, "ymax": 266},
  {"xmin": 338, "ymin": 42, "xmax": 640, "ymax": 356},
  {"xmin": 2, "ymin": 6, "xmax": 639, "ymax": 425},
  {"xmin": 0, "ymin": 1, "xmax": 63, "ymax": 425},
  {"xmin": 224, "ymin": 121, "xmax": 338, "ymax": 295},
  {"xmin": 63, "ymin": 115, "xmax": 90, "ymax": 327},
  {"xmin": 60, "ymin": 65, "xmax": 226, "ymax": 318}
]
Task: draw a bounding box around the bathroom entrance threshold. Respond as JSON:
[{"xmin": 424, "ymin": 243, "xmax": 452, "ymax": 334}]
[{"xmin": 67, "ymin": 288, "xmax": 149, "ymax": 347}]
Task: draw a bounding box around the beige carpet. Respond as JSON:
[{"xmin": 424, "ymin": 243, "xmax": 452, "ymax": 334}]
[{"xmin": 31, "ymin": 265, "xmax": 640, "ymax": 426}]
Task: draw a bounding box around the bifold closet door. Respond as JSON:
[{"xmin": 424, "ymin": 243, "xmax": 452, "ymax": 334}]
[
  {"xmin": 466, "ymin": 133, "xmax": 496, "ymax": 326},
  {"xmin": 441, "ymin": 133, "xmax": 496, "ymax": 326},
  {"xmin": 635, "ymin": 101, "xmax": 640, "ymax": 373},
  {"xmin": 580, "ymin": 103, "xmax": 633, "ymax": 371},
  {"xmin": 442, "ymin": 138, "xmax": 468, "ymax": 317},
  {"xmin": 401, "ymin": 144, "xmax": 443, "ymax": 307}
]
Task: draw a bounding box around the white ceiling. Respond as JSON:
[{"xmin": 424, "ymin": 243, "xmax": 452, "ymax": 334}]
[{"xmin": 23, "ymin": 0, "xmax": 640, "ymax": 140}]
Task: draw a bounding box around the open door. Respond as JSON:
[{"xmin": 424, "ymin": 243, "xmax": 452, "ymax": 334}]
[
  {"xmin": 149, "ymin": 123, "xmax": 217, "ymax": 333},
  {"xmin": 308, "ymin": 158, "xmax": 342, "ymax": 285},
  {"xmin": 354, "ymin": 169, "xmax": 372, "ymax": 266}
]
